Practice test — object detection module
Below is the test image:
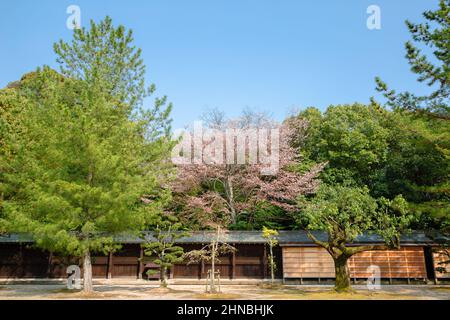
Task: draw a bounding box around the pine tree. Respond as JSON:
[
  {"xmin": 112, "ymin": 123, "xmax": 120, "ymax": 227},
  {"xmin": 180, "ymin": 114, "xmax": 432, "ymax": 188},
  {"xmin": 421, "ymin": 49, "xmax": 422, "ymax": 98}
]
[
  {"xmin": 1, "ymin": 17, "xmax": 174, "ymax": 293},
  {"xmin": 375, "ymin": 0, "xmax": 449, "ymax": 120},
  {"xmin": 374, "ymin": 1, "xmax": 449, "ymax": 235},
  {"xmin": 142, "ymin": 217, "xmax": 189, "ymax": 288}
]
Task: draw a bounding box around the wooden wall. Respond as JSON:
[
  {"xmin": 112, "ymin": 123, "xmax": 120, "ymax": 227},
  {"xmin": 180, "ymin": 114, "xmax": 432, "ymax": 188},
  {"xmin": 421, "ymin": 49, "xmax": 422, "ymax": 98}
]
[
  {"xmin": 349, "ymin": 247, "xmax": 427, "ymax": 279},
  {"xmin": 171, "ymin": 244, "xmax": 282, "ymax": 279},
  {"xmin": 0, "ymin": 243, "xmax": 281, "ymax": 280},
  {"xmin": 282, "ymin": 246, "xmax": 427, "ymax": 279},
  {"xmin": 282, "ymin": 246, "xmax": 334, "ymax": 278},
  {"xmin": 235, "ymin": 244, "xmax": 264, "ymax": 279},
  {"xmin": 433, "ymin": 250, "xmax": 450, "ymax": 279},
  {"xmin": 0, "ymin": 244, "xmax": 50, "ymax": 278},
  {"xmin": 171, "ymin": 244, "xmax": 203, "ymax": 279},
  {"xmin": 0, "ymin": 244, "xmax": 135, "ymax": 279},
  {"xmin": 1, "ymin": 243, "xmax": 434, "ymax": 281},
  {"xmin": 112, "ymin": 245, "xmax": 140, "ymax": 278}
]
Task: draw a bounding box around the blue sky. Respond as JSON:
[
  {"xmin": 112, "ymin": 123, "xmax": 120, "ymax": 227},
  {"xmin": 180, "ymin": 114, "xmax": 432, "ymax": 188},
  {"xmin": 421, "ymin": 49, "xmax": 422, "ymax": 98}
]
[{"xmin": 0, "ymin": 0, "xmax": 434, "ymax": 129}]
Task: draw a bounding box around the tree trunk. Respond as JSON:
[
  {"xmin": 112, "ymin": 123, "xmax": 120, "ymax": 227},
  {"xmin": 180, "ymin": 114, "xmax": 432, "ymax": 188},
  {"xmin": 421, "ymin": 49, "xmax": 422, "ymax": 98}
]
[
  {"xmin": 225, "ymin": 175, "xmax": 236, "ymax": 224},
  {"xmin": 333, "ymin": 255, "xmax": 351, "ymax": 292},
  {"xmin": 83, "ymin": 250, "xmax": 93, "ymax": 293},
  {"xmin": 210, "ymin": 241, "xmax": 217, "ymax": 293},
  {"xmin": 269, "ymin": 245, "xmax": 274, "ymax": 284},
  {"xmin": 160, "ymin": 266, "xmax": 168, "ymax": 288}
]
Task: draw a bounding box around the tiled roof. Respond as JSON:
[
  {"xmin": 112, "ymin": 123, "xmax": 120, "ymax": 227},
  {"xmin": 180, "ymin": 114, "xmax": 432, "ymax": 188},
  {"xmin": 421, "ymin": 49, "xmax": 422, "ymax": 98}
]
[{"xmin": 0, "ymin": 230, "xmax": 441, "ymax": 245}]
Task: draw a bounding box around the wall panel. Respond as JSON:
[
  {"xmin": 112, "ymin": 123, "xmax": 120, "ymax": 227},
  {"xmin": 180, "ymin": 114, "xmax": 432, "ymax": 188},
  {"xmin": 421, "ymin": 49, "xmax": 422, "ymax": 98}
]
[
  {"xmin": 283, "ymin": 246, "xmax": 427, "ymax": 279},
  {"xmin": 349, "ymin": 247, "xmax": 427, "ymax": 279},
  {"xmin": 283, "ymin": 247, "xmax": 335, "ymax": 278},
  {"xmin": 433, "ymin": 250, "xmax": 450, "ymax": 279}
]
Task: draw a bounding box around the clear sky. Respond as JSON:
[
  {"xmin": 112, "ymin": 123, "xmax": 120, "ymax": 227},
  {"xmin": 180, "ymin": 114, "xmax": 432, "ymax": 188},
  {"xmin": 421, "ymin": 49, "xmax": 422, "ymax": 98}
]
[{"xmin": 0, "ymin": 0, "xmax": 435, "ymax": 129}]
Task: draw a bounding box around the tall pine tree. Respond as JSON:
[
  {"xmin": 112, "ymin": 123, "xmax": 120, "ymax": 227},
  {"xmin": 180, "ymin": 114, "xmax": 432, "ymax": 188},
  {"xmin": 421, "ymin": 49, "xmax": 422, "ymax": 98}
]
[
  {"xmin": 374, "ymin": 1, "xmax": 449, "ymax": 233},
  {"xmin": 375, "ymin": 0, "xmax": 449, "ymax": 120},
  {"xmin": 1, "ymin": 17, "xmax": 174, "ymax": 292}
]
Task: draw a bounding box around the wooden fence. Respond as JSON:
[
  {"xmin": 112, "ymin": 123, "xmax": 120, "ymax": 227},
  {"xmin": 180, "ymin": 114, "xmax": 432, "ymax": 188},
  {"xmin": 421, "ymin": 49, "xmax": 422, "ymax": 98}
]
[
  {"xmin": 0, "ymin": 243, "xmax": 282, "ymax": 280},
  {"xmin": 2, "ymin": 243, "xmax": 444, "ymax": 281},
  {"xmin": 171, "ymin": 244, "xmax": 282, "ymax": 279},
  {"xmin": 433, "ymin": 249, "xmax": 450, "ymax": 279},
  {"xmin": 282, "ymin": 246, "xmax": 428, "ymax": 280}
]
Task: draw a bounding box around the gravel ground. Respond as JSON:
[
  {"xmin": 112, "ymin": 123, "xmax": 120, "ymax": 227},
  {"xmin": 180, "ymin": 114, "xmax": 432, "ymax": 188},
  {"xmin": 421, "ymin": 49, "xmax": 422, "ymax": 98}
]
[{"xmin": 0, "ymin": 283, "xmax": 449, "ymax": 300}]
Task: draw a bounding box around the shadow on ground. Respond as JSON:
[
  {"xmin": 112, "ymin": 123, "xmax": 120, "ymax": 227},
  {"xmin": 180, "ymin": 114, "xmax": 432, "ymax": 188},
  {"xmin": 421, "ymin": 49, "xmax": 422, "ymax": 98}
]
[{"xmin": 0, "ymin": 284, "xmax": 449, "ymax": 300}]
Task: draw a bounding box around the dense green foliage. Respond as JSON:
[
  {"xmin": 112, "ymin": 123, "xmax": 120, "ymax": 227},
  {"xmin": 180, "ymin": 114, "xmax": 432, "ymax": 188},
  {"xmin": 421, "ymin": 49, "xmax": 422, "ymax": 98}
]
[
  {"xmin": 0, "ymin": 17, "xmax": 174, "ymax": 292},
  {"xmin": 296, "ymin": 104, "xmax": 390, "ymax": 188},
  {"xmin": 299, "ymin": 185, "xmax": 410, "ymax": 246},
  {"xmin": 292, "ymin": 1, "xmax": 449, "ymax": 289},
  {"xmin": 2, "ymin": 67, "xmax": 172, "ymax": 253},
  {"xmin": 298, "ymin": 184, "xmax": 411, "ymax": 291},
  {"xmin": 295, "ymin": 104, "xmax": 449, "ymax": 232},
  {"xmin": 231, "ymin": 202, "xmax": 289, "ymax": 230},
  {"xmin": 374, "ymin": 0, "xmax": 450, "ymax": 233}
]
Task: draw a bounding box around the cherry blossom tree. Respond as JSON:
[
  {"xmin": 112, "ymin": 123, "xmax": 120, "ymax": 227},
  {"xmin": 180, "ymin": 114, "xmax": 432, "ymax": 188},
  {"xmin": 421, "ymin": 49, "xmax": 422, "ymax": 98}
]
[
  {"xmin": 183, "ymin": 226, "xmax": 236, "ymax": 293},
  {"xmin": 170, "ymin": 109, "xmax": 324, "ymax": 229}
]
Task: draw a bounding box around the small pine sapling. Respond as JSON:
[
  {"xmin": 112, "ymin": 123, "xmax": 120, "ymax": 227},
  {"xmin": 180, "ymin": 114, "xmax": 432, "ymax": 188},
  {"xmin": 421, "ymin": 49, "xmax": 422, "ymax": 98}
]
[{"xmin": 142, "ymin": 218, "xmax": 189, "ymax": 288}]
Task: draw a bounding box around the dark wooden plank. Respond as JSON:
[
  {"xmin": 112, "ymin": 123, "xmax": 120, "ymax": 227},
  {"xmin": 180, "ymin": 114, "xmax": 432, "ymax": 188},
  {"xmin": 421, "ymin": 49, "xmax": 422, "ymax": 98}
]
[
  {"xmin": 107, "ymin": 251, "xmax": 113, "ymax": 279},
  {"xmin": 263, "ymin": 245, "xmax": 267, "ymax": 279},
  {"xmin": 231, "ymin": 251, "xmax": 236, "ymax": 279},
  {"xmin": 138, "ymin": 247, "xmax": 143, "ymax": 279}
]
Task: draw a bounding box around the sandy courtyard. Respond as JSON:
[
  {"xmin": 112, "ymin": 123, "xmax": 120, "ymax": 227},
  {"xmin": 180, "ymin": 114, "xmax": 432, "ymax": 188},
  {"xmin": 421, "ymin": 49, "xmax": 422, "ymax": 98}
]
[{"xmin": 0, "ymin": 280, "xmax": 449, "ymax": 300}]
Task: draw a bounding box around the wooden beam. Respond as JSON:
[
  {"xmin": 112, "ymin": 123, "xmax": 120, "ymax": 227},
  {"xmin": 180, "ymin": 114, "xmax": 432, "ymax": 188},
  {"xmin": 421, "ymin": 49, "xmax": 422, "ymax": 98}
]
[
  {"xmin": 107, "ymin": 251, "xmax": 113, "ymax": 279},
  {"xmin": 263, "ymin": 245, "xmax": 268, "ymax": 279},
  {"xmin": 430, "ymin": 248, "xmax": 438, "ymax": 284},
  {"xmin": 138, "ymin": 247, "xmax": 144, "ymax": 279},
  {"xmin": 200, "ymin": 259, "xmax": 205, "ymax": 279},
  {"xmin": 231, "ymin": 251, "xmax": 236, "ymax": 280},
  {"xmin": 46, "ymin": 252, "xmax": 53, "ymax": 278},
  {"xmin": 19, "ymin": 244, "xmax": 24, "ymax": 277}
]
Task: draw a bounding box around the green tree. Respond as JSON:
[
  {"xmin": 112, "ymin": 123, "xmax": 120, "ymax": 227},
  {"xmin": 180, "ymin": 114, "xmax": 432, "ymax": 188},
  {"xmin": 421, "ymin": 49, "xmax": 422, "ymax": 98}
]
[
  {"xmin": 298, "ymin": 185, "xmax": 411, "ymax": 292},
  {"xmin": 1, "ymin": 17, "xmax": 174, "ymax": 293},
  {"xmin": 381, "ymin": 111, "xmax": 449, "ymax": 229},
  {"xmin": 375, "ymin": 0, "xmax": 449, "ymax": 120},
  {"xmin": 232, "ymin": 202, "xmax": 289, "ymax": 230},
  {"xmin": 0, "ymin": 72, "xmax": 52, "ymax": 234},
  {"xmin": 296, "ymin": 104, "xmax": 390, "ymax": 189},
  {"xmin": 374, "ymin": 0, "xmax": 450, "ymax": 234},
  {"xmin": 296, "ymin": 104, "xmax": 448, "ymax": 219},
  {"xmin": 54, "ymin": 16, "xmax": 149, "ymax": 110},
  {"xmin": 142, "ymin": 217, "xmax": 189, "ymax": 288},
  {"xmin": 262, "ymin": 226, "xmax": 278, "ymax": 284}
]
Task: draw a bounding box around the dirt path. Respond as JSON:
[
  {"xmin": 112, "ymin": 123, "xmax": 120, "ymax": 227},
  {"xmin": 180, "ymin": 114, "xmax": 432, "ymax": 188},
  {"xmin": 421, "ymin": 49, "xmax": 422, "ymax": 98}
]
[{"xmin": 0, "ymin": 284, "xmax": 449, "ymax": 300}]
